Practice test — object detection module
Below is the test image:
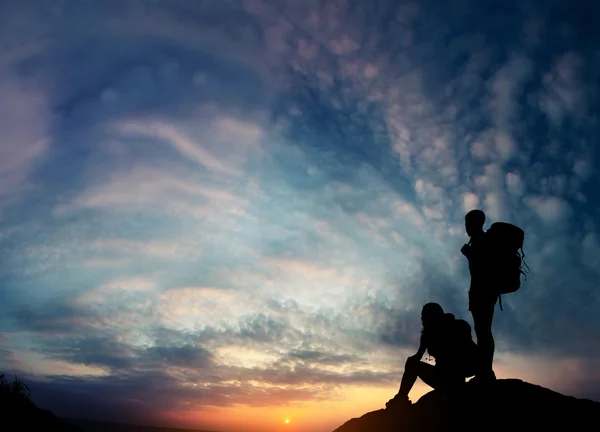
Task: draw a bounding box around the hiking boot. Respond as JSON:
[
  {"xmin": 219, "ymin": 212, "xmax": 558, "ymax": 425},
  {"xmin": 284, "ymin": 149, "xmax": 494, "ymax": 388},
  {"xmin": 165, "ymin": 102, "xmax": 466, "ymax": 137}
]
[{"xmin": 385, "ymin": 394, "xmax": 412, "ymax": 410}]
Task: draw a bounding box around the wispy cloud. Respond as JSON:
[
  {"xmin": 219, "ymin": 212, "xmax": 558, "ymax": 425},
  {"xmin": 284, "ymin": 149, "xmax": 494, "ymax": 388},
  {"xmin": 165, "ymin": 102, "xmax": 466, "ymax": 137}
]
[
  {"xmin": 0, "ymin": 76, "xmax": 50, "ymax": 200},
  {"xmin": 119, "ymin": 120, "xmax": 246, "ymax": 177},
  {"xmin": 55, "ymin": 165, "xmax": 249, "ymax": 222}
]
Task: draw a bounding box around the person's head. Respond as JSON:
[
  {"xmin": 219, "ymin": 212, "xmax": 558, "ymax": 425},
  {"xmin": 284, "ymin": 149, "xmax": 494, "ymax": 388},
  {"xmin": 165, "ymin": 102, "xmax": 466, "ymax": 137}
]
[
  {"xmin": 465, "ymin": 209, "xmax": 485, "ymax": 237},
  {"xmin": 421, "ymin": 302, "xmax": 444, "ymax": 328}
]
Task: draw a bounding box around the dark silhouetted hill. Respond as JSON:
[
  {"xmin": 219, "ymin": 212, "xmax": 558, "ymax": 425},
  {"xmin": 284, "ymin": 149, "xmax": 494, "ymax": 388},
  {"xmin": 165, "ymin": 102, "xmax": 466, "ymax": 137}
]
[
  {"xmin": 333, "ymin": 379, "xmax": 600, "ymax": 432},
  {"xmin": 1, "ymin": 387, "xmax": 84, "ymax": 432},
  {"xmin": 68, "ymin": 419, "xmax": 219, "ymax": 432},
  {"xmin": 0, "ymin": 374, "xmax": 218, "ymax": 432}
]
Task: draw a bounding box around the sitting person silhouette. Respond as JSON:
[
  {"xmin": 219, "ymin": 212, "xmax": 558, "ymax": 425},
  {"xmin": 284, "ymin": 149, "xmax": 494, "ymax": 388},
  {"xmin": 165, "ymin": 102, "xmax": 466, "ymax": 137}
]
[{"xmin": 386, "ymin": 303, "xmax": 477, "ymax": 408}]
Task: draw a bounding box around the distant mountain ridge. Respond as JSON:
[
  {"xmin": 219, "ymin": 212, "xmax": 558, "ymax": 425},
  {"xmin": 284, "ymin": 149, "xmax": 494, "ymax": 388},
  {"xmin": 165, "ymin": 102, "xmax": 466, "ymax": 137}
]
[{"xmin": 333, "ymin": 379, "xmax": 600, "ymax": 432}]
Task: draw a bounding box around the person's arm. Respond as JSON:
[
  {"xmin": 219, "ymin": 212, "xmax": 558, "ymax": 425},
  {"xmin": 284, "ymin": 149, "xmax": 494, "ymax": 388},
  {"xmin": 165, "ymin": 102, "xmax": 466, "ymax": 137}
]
[
  {"xmin": 461, "ymin": 242, "xmax": 471, "ymax": 258},
  {"xmin": 409, "ymin": 331, "xmax": 427, "ymax": 362}
]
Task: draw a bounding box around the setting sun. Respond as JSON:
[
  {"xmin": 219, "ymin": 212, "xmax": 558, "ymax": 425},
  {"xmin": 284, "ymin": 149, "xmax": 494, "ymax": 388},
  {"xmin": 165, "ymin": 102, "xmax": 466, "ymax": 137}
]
[{"xmin": 285, "ymin": 419, "xmax": 290, "ymax": 424}]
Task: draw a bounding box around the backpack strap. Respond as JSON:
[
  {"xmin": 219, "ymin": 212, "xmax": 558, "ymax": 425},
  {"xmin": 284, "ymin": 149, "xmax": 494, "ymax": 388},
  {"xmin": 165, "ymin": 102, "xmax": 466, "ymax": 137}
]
[{"xmin": 520, "ymin": 247, "xmax": 530, "ymax": 278}]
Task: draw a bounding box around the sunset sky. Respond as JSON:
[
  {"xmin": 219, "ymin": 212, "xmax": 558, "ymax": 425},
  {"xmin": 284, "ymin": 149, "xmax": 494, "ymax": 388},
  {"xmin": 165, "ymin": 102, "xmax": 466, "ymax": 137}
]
[{"xmin": 1, "ymin": 1, "xmax": 600, "ymax": 431}]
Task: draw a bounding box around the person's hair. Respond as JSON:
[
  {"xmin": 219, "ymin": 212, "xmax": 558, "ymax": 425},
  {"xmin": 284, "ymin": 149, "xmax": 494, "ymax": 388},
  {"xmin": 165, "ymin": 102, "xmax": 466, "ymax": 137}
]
[
  {"xmin": 421, "ymin": 302, "xmax": 444, "ymax": 332},
  {"xmin": 465, "ymin": 209, "xmax": 485, "ymax": 228}
]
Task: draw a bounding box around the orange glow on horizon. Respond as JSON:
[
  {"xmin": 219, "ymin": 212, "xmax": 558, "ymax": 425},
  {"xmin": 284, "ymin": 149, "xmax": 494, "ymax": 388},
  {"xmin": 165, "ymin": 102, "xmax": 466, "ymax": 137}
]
[
  {"xmin": 134, "ymin": 354, "xmax": 584, "ymax": 432},
  {"xmin": 155, "ymin": 383, "xmax": 435, "ymax": 432}
]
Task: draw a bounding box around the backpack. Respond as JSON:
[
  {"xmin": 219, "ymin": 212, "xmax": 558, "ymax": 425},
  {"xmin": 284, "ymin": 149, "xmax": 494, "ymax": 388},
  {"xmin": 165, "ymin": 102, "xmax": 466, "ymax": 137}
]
[
  {"xmin": 429, "ymin": 314, "xmax": 477, "ymax": 377},
  {"xmin": 485, "ymin": 222, "xmax": 530, "ymax": 308}
]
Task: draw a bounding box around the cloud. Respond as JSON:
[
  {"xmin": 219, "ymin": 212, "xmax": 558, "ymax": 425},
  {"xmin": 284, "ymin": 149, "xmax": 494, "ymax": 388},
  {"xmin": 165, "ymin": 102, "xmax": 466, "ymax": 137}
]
[
  {"xmin": 330, "ymin": 35, "xmax": 360, "ymax": 56},
  {"xmin": 473, "ymin": 163, "xmax": 504, "ymax": 193},
  {"xmin": 572, "ymin": 159, "xmax": 592, "ymax": 180},
  {"xmin": 74, "ymin": 277, "xmax": 157, "ymax": 308},
  {"xmin": 483, "ymin": 192, "xmax": 507, "ymax": 221},
  {"xmin": 2, "ymin": 350, "xmax": 110, "ymax": 377},
  {"xmin": 462, "ymin": 193, "xmax": 480, "ymax": 213},
  {"xmin": 85, "ymin": 238, "xmax": 203, "ymax": 261},
  {"xmin": 524, "ymin": 195, "xmax": 572, "ymax": 223},
  {"xmin": 0, "ymin": 76, "xmax": 50, "ymax": 200},
  {"xmin": 506, "ymin": 172, "xmax": 525, "ymax": 197},
  {"xmin": 488, "ymin": 52, "xmax": 533, "ymax": 130},
  {"xmin": 55, "ymin": 165, "xmax": 249, "ymax": 220},
  {"xmin": 146, "ymin": 345, "xmax": 213, "ymax": 369},
  {"xmin": 286, "ymin": 350, "xmax": 358, "ymax": 366},
  {"xmin": 539, "ymin": 51, "xmax": 586, "ymax": 126},
  {"xmin": 581, "ymin": 233, "xmax": 600, "ymax": 272},
  {"xmin": 119, "ymin": 119, "xmax": 257, "ymax": 177},
  {"xmin": 156, "ymin": 287, "xmax": 242, "ymax": 331}
]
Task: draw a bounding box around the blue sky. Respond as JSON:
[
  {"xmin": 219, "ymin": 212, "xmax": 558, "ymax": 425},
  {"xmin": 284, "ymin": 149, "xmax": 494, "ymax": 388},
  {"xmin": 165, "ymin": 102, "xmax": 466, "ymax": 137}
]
[{"xmin": 1, "ymin": 0, "xmax": 600, "ymax": 431}]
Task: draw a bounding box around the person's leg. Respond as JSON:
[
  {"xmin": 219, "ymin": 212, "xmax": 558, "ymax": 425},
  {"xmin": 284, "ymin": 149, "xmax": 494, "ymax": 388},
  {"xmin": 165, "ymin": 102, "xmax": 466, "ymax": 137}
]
[
  {"xmin": 415, "ymin": 362, "xmax": 444, "ymax": 390},
  {"xmin": 388, "ymin": 357, "xmax": 423, "ymax": 408},
  {"xmin": 471, "ymin": 301, "xmax": 495, "ymax": 378},
  {"xmin": 399, "ymin": 358, "xmax": 446, "ymax": 396},
  {"xmin": 398, "ymin": 356, "xmax": 420, "ymax": 397},
  {"xmin": 390, "ymin": 361, "xmax": 463, "ymax": 409}
]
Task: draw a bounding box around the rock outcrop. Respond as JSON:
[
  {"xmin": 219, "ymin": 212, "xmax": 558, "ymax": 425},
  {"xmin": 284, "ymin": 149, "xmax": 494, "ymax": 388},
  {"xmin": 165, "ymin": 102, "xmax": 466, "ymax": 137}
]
[{"xmin": 333, "ymin": 379, "xmax": 600, "ymax": 432}]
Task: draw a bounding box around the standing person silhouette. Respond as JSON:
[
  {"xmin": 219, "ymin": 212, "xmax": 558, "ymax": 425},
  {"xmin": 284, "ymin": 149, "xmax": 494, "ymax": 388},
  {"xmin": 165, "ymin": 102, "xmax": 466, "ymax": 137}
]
[{"xmin": 461, "ymin": 209, "xmax": 497, "ymax": 383}]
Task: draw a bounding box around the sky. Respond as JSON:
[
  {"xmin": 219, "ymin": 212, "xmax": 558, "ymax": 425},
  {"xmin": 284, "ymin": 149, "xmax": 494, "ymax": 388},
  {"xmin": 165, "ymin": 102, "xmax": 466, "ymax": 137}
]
[{"xmin": 1, "ymin": 0, "xmax": 600, "ymax": 431}]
